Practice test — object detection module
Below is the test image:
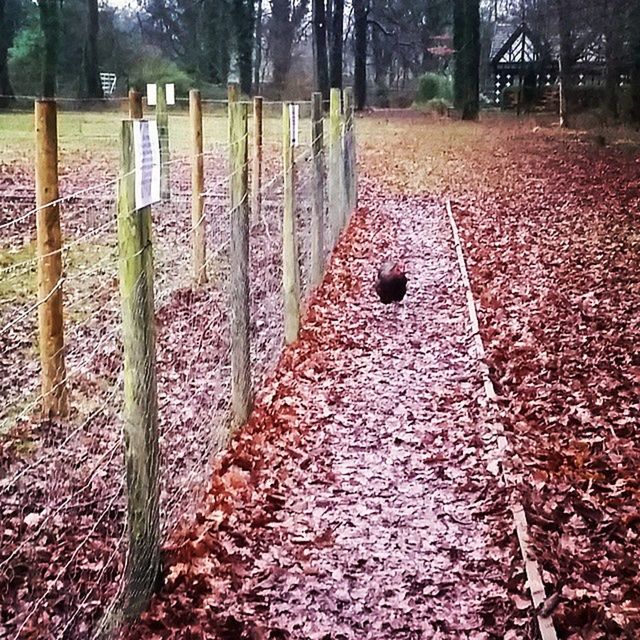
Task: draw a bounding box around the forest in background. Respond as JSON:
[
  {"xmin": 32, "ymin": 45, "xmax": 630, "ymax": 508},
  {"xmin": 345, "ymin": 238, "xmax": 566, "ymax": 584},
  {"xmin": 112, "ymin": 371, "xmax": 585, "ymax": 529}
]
[{"xmin": 1, "ymin": 0, "xmax": 640, "ymax": 121}]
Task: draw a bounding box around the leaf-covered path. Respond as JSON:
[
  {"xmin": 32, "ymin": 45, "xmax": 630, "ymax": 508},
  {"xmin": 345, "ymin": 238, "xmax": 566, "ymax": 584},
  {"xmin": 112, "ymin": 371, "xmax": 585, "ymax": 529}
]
[{"xmin": 130, "ymin": 187, "xmax": 515, "ymax": 639}]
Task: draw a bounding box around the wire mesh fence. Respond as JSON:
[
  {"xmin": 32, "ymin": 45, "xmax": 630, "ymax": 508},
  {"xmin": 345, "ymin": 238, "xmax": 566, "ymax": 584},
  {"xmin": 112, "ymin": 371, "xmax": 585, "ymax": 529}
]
[{"xmin": 0, "ymin": 86, "xmax": 355, "ymax": 638}]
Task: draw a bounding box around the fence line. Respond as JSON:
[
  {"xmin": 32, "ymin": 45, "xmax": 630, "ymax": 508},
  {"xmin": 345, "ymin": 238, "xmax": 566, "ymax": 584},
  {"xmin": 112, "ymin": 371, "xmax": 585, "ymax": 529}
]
[{"xmin": 0, "ymin": 84, "xmax": 357, "ymax": 637}]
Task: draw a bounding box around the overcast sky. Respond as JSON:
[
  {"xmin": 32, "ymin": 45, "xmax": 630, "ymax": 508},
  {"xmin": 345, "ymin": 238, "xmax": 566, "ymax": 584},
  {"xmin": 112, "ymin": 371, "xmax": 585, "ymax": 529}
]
[{"xmin": 106, "ymin": 0, "xmax": 134, "ymax": 8}]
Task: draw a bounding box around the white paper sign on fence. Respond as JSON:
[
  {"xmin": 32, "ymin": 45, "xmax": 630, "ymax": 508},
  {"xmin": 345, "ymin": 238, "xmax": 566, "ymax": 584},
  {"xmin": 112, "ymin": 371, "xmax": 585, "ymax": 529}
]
[
  {"xmin": 289, "ymin": 104, "xmax": 299, "ymax": 147},
  {"xmin": 147, "ymin": 83, "xmax": 157, "ymax": 106},
  {"xmin": 166, "ymin": 83, "xmax": 175, "ymax": 105},
  {"xmin": 133, "ymin": 120, "xmax": 161, "ymax": 209}
]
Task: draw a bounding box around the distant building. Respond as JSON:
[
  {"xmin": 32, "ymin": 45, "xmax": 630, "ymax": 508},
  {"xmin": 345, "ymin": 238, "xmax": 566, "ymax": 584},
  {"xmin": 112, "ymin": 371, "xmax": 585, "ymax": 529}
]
[{"xmin": 489, "ymin": 21, "xmax": 625, "ymax": 108}]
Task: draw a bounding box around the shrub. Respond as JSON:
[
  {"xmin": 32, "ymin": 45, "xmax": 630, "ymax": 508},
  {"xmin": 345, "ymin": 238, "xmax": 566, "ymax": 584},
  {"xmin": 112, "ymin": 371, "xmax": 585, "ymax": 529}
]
[
  {"xmin": 425, "ymin": 98, "xmax": 449, "ymax": 116},
  {"xmin": 416, "ymin": 73, "xmax": 452, "ymax": 104},
  {"xmin": 129, "ymin": 53, "xmax": 194, "ymax": 96},
  {"xmin": 414, "ymin": 98, "xmax": 450, "ymax": 117}
]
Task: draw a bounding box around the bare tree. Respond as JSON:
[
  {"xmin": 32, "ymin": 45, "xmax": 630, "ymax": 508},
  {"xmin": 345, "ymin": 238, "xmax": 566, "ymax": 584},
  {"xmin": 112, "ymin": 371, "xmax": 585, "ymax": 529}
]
[{"xmin": 269, "ymin": 0, "xmax": 308, "ymax": 95}]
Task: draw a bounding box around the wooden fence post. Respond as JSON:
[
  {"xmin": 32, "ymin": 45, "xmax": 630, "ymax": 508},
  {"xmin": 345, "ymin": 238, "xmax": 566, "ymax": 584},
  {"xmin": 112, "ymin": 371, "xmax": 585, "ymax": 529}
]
[
  {"xmin": 190, "ymin": 89, "xmax": 207, "ymax": 285},
  {"xmin": 252, "ymin": 96, "xmax": 263, "ymax": 220},
  {"xmin": 156, "ymin": 84, "xmax": 170, "ymax": 200},
  {"xmin": 310, "ymin": 92, "xmax": 325, "ymax": 287},
  {"xmin": 328, "ymin": 88, "xmax": 342, "ymax": 248},
  {"xmin": 343, "ymin": 86, "xmax": 357, "ymax": 217},
  {"xmin": 282, "ymin": 103, "xmax": 301, "ymax": 343},
  {"xmin": 128, "ymin": 89, "xmax": 143, "ymax": 119},
  {"xmin": 116, "ymin": 119, "xmax": 160, "ymax": 617},
  {"xmin": 228, "ymin": 83, "xmax": 252, "ymax": 427},
  {"xmin": 35, "ymin": 99, "xmax": 68, "ymax": 419}
]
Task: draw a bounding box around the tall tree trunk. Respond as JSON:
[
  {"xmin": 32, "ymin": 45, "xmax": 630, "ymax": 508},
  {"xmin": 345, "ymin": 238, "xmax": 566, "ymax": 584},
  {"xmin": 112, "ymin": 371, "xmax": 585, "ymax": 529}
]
[
  {"xmin": 312, "ymin": 0, "xmax": 330, "ymax": 101},
  {"xmin": 461, "ymin": 0, "xmax": 480, "ymax": 120},
  {"xmin": 329, "ymin": 0, "xmax": 343, "ymax": 89},
  {"xmin": 83, "ymin": 0, "xmax": 103, "ymax": 98},
  {"xmin": 233, "ymin": 0, "xmax": 254, "ymax": 95},
  {"xmin": 270, "ymin": 0, "xmax": 295, "ymax": 95},
  {"xmin": 38, "ymin": 0, "xmax": 60, "ymax": 98},
  {"xmin": 602, "ymin": 0, "xmax": 623, "ymax": 121},
  {"xmin": 453, "ymin": 0, "xmax": 464, "ymax": 111},
  {"xmin": 454, "ymin": 0, "xmax": 479, "ymax": 119},
  {"xmin": 201, "ymin": 0, "xmax": 231, "ymax": 84},
  {"xmin": 254, "ymin": 0, "xmax": 263, "ymax": 91},
  {"xmin": 631, "ymin": 2, "xmax": 640, "ymax": 124},
  {"xmin": 0, "ymin": 0, "xmax": 14, "ymax": 107},
  {"xmin": 353, "ymin": 0, "xmax": 367, "ymax": 110},
  {"xmin": 556, "ymin": 0, "xmax": 572, "ymax": 128}
]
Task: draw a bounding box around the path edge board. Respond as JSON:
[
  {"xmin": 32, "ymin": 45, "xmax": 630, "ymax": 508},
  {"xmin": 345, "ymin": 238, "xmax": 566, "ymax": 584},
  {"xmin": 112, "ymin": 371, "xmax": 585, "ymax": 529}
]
[{"xmin": 445, "ymin": 198, "xmax": 559, "ymax": 640}]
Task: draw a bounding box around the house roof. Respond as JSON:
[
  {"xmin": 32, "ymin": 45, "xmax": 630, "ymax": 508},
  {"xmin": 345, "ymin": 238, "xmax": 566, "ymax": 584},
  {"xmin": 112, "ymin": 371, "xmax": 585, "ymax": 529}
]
[
  {"xmin": 490, "ymin": 23, "xmax": 515, "ymax": 61},
  {"xmin": 491, "ymin": 22, "xmax": 544, "ymax": 66}
]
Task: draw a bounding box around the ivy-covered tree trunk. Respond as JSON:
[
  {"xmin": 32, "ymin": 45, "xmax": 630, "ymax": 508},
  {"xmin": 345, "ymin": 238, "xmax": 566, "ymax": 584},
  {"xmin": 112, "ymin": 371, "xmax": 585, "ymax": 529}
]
[
  {"xmin": 353, "ymin": 0, "xmax": 367, "ymax": 110},
  {"xmin": 233, "ymin": 0, "xmax": 254, "ymax": 95},
  {"xmin": 312, "ymin": 0, "xmax": 329, "ymax": 101},
  {"xmin": 329, "ymin": 0, "xmax": 343, "ymax": 89},
  {"xmin": 0, "ymin": 0, "xmax": 14, "ymax": 106},
  {"xmin": 38, "ymin": 0, "xmax": 60, "ymax": 98},
  {"xmin": 83, "ymin": 0, "xmax": 103, "ymax": 98},
  {"xmin": 453, "ymin": 0, "xmax": 479, "ymax": 120}
]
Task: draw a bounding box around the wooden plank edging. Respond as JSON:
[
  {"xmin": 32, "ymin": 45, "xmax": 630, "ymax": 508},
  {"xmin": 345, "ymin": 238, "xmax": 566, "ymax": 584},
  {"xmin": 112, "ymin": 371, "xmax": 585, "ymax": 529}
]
[{"xmin": 445, "ymin": 199, "xmax": 559, "ymax": 640}]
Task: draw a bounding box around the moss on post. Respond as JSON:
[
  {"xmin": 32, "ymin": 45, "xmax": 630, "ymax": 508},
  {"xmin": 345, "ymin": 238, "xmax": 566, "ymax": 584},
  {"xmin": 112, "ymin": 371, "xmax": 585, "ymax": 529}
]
[
  {"xmin": 228, "ymin": 83, "xmax": 252, "ymax": 427},
  {"xmin": 116, "ymin": 119, "xmax": 161, "ymax": 618}
]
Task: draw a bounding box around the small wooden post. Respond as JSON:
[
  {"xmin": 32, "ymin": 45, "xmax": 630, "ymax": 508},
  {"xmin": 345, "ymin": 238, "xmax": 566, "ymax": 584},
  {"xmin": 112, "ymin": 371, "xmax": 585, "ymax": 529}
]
[
  {"xmin": 282, "ymin": 103, "xmax": 301, "ymax": 343},
  {"xmin": 252, "ymin": 96, "xmax": 263, "ymax": 220},
  {"xmin": 35, "ymin": 99, "xmax": 68, "ymax": 419},
  {"xmin": 156, "ymin": 84, "xmax": 170, "ymax": 200},
  {"xmin": 116, "ymin": 118, "xmax": 160, "ymax": 617},
  {"xmin": 343, "ymin": 86, "xmax": 357, "ymax": 216},
  {"xmin": 128, "ymin": 89, "xmax": 143, "ymax": 119},
  {"xmin": 310, "ymin": 92, "xmax": 325, "ymax": 287},
  {"xmin": 328, "ymin": 88, "xmax": 342, "ymax": 248},
  {"xmin": 228, "ymin": 83, "xmax": 252, "ymax": 427},
  {"xmin": 190, "ymin": 89, "xmax": 207, "ymax": 285}
]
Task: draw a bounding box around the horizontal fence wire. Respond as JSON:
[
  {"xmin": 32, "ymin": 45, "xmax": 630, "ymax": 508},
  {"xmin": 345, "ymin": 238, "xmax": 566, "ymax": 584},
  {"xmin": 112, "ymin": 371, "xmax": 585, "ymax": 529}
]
[{"xmin": 0, "ymin": 96, "xmax": 343, "ymax": 638}]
